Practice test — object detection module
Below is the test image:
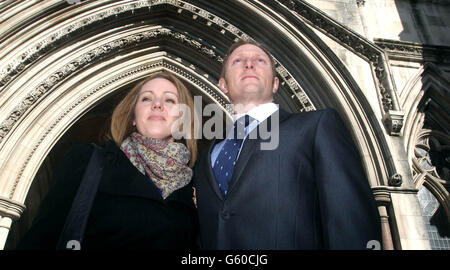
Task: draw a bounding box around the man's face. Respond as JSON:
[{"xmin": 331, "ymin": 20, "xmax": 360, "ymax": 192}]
[{"xmin": 219, "ymin": 44, "xmax": 279, "ymax": 108}]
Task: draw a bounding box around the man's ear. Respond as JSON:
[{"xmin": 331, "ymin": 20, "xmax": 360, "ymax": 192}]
[
  {"xmin": 272, "ymin": 76, "xmax": 279, "ymax": 94},
  {"xmin": 219, "ymin": 78, "xmax": 229, "ymax": 94}
]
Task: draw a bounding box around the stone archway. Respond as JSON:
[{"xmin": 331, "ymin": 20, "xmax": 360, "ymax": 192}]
[{"xmin": 0, "ymin": 0, "xmax": 397, "ymax": 249}]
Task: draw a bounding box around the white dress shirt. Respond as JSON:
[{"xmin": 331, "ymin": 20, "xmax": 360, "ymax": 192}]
[{"xmin": 211, "ymin": 102, "xmax": 279, "ymax": 167}]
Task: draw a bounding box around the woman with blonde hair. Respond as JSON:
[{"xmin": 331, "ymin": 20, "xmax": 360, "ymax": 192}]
[{"xmin": 18, "ymin": 72, "xmax": 199, "ymax": 250}]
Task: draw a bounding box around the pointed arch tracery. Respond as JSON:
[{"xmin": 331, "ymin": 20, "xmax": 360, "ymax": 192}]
[{"xmin": 401, "ymin": 63, "xmax": 450, "ymax": 249}]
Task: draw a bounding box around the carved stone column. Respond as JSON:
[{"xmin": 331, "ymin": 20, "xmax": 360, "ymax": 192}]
[
  {"xmin": 0, "ymin": 197, "xmax": 25, "ymax": 249},
  {"xmin": 378, "ymin": 205, "xmax": 394, "ymax": 250},
  {"xmin": 373, "ymin": 187, "xmax": 395, "ymax": 250},
  {"xmin": 0, "ymin": 216, "xmax": 13, "ymax": 250}
]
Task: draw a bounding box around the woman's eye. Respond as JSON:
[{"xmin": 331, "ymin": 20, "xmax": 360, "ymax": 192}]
[
  {"xmin": 142, "ymin": 97, "xmax": 151, "ymax": 102},
  {"xmin": 257, "ymin": 58, "xmax": 265, "ymax": 63},
  {"xmin": 233, "ymin": 58, "xmax": 241, "ymax": 64},
  {"xmin": 166, "ymin": 99, "xmax": 176, "ymax": 104}
]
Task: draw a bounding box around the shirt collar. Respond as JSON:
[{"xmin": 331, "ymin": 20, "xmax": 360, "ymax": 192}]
[{"xmin": 233, "ymin": 102, "xmax": 279, "ymax": 123}]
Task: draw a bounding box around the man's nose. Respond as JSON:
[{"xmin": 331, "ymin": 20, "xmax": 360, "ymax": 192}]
[{"xmin": 244, "ymin": 59, "xmax": 254, "ymax": 69}]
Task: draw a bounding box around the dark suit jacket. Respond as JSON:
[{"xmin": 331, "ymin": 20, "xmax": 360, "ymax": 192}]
[
  {"xmin": 17, "ymin": 141, "xmax": 198, "ymax": 250},
  {"xmin": 194, "ymin": 108, "xmax": 381, "ymax": 250}
]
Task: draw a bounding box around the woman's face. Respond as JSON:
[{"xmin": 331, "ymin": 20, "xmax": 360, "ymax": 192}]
[{"xmin": 133, "ymin": 78, "xmax": 180, "ymax": 141}]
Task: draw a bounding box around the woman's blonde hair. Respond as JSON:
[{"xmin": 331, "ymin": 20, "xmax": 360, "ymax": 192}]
[{"xmin": 110, "ymin": 72, "xmax": 197, "ymax": 167}]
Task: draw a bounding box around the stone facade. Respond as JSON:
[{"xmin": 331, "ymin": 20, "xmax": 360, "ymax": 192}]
[{"xmin": 0, "ymin": 0, "xmax": 448, "ymax": 250}]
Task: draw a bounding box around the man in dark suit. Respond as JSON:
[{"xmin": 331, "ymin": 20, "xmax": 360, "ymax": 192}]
[{"xmin": 193, "ymin": 40, "xmax": 381, "ymax": 249}]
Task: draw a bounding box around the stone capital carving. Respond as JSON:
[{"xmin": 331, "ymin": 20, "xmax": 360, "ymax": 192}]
[
  {"xmin": 0, "ymin": 197, "xmax": 25, "ymax": 220},
  {"xmin": 371, "ymin": 187, "xmax": 392, "ymax": 205},
  {"xmin": 383, "ymin": 110, "xmax": 404, "ymax": 136}
]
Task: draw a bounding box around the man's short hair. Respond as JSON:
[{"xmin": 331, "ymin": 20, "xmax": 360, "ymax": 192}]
[{"xmin": 220, "ymin": 39, "xmax": 277, "ymax": 79}]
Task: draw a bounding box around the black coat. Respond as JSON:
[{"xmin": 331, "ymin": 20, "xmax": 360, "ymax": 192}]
[
  {"xmin": 18, "ymin": 141, "xmax": 198, "ymax": 250},
  {"xmin": 194, "ymin": 108, "xmax": 381, "ymax": 249}
]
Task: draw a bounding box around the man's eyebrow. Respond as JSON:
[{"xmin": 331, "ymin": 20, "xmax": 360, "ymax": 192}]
[{"xmin": 232, "ymin": 52, "xmax": 269, "ymax": 58}]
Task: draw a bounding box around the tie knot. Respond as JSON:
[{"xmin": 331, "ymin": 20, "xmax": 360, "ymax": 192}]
[
  {"xmin": 236, "ymin": 114, "xmax": 251, "ymax": 126},
  {"xmin": 233, "ymin": 115, "xmax": 253, "ymax": 140}
]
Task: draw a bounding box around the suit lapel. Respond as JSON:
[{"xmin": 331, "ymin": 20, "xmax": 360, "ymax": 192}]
[
  {"xmin": 204, "ymin": 109, "xmax": 291, "ymax": 199},
  {"xmin": 204, "ymin": 139, "xmax": 226, "ymax": 200},
  {"xmin": 226, "ymin": 129, "xmax": 260, "ymax": 195},
  {"xmin": 226, "ymin": 109, "xmax": 291, "ymax": 195}
]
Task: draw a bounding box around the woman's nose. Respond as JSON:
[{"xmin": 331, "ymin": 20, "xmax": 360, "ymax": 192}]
[{"xmin": 152, "ymin": 99, "xmax": 163, "ymax": 110}]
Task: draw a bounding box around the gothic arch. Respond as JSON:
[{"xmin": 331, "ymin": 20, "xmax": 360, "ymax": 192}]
[
  {"xmin": 0, "ymin": 0, "xmax": 398, "ymax": 248},
  {"xmin": 403, "ymin": 63, "xmax": 450, "ymax": 163},
  {"xmin": 402, "ymin": 63, "xmax": 450, "ymax": 226}
]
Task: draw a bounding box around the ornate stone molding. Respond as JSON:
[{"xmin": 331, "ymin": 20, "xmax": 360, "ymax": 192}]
[
  {"xmin": 0, "ymin": 26, "xmax": 222, "ymax": 144},
  {"xmin": 0, "ymin": 196, "xmax": 25, "ymax": 220},
  {"xmin": 277, "ymin": 65, "xmax": 315, "ymax": 112},
  {"xmin": 0, "ymin": 0, "xmax": 149, "ymax": 88},
  {"xmin": 162, "ymin": 56, "xmax": 229, "ymax": 107},
  {"xmin": 0, "ymin": 0, "xmax": 243, "ymax": 89},
  {"xmin": 372, "ymin": 185, "xmax": 418, "ymax": 195},
  {"xmin": 0, "ymin": 29, "xmax": 312, "ymax": 145},
  {"xmin": 279, "ymin": 1, "xmax": 380, "ymax": 62},
  {"xmin": 0, "ymin": 1, "xmax": 315, "ymax": 145},
  {"xmin": 1, "ymin": 0, "xmax": 405, "ymax": 135},
  {"xmin": 278, "ymin": 0, "xmax": 404, "ymax": 135},
  {"xmin": 371, "ymin": 186, "xmax": 391, "ymax": 206},
  {"xmin": 374, "ymin": 38, "xmax": 450, "ymax": 63}
]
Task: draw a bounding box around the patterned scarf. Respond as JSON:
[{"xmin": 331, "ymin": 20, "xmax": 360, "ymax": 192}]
[{"xmin": 120, "ymin": 132, "xmax": 193, "ymax": 199}]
